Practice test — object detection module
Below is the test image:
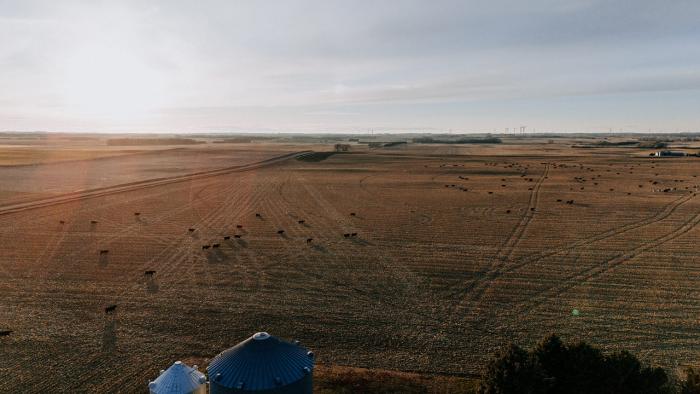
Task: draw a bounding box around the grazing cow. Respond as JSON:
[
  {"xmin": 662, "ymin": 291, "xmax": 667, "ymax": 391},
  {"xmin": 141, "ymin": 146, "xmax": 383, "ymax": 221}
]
[
  {"xmin": 351, "ymin": 232, "xmax": 358, "ymax": 237},
  {"xmin": 343, "ymin": 233, "xmax": 350, "ymax": 238},
  {"xmin": 306, "ymin": 238, "xmax": 313, "ymax": 243},
  {"xmin": 99, "ymin": 250, "xmax": 109, "ymax": 255},
  {"xmin": 202, "ymin": 245, "xmax": 211, "ymax": 250},
  {"xmin": 224, "ymin": 236, "xmax": 230, "ymax": 240},
  {"xmin": 212, "ymin": 243, "xmax": 220, "ymax": 248},
  {"xmin": 105, "ymin": 305, "xmax": 117, "ymax": 314},
  {"xmin": 556, "ymin": 199, "xmax": 562, "ymax": 202},
  {"xmin": 255, "ymin": 213, "xmax": 262, "ymax": 218},
  {"xmin": 234, "ymin": 234, "xmax": 242, "ymax": 239},
  {"xmin": 488, "ymin": 191, "xmax": 493, "ymax": 194},
  {"xmin": 350, "ymin": 212, "xmax": 356, "ymax": 216},
  {"xmin": 0, "ymin": 330, "xmax": 12, "ymax": 337},
  {"xmin": 506, "ymin": 210, "xmax": 511, "ymax": 213},
  {"xmin": 91, "ymin": 220, "xmax": 98, "ymax": 224},
  {"xmin": 188, "ymin": 228, "xmax": 195, "ymax": 232},
  {"xmin": 144, "ymin": 270, "xmax": 156, "ymax": 276},
  {"xmin": 298, "ymin": 220, "xmax": 305, "ymax": 224},
  {"xmin": 134, "ymin": 212, "xmax": 140, "ymax": 216},
  {"xmin": 59, "ymin": 220, "xmax": 65, "ymax": 224},
  {"xmin": 236, "ymin": 225, "xmax": 243, "ymax": 229},
  {"xmin": 530, "ymin": 208, "xmax": 535, "ymax": 212},
  {"xmin": 277, "ymin": 230, "xmax": 285, "ymax": 235}
]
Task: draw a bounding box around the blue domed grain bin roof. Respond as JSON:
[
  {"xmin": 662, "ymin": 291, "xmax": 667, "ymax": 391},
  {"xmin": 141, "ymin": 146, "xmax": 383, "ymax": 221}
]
[
  {"xmin": 148, "ymin": 361, "xmax": 207, "ymax": 394},
  {"xmin": 207, "ymin": 332, "xmax": 314, "ymax": 392}
]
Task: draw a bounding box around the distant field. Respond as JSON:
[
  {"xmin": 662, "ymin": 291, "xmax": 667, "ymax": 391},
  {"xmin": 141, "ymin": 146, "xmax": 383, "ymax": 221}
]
[
  {"xmin": 1, "ymin": 137, "xmax": 699, "ymax": 391},
  {"xmin": 0, "ymin": 147, "xmax": 143, "ymax": 166}
]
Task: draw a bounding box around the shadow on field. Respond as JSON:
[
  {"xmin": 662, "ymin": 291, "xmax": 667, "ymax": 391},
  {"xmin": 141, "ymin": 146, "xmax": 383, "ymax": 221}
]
[
  {"xmin": 102, "ymin": 319, "xmax": 117, "ymax": 353},
  {"xmin": 312, "ymin": 244, "xmax": 328, "ymax": 254},
  {"xmin": 206, "ymin": 249, "xmax": 229, "ymax": 264},
  {"xmin": 146, "ymin": 277, "xmax": 159, "ymax": 293},
  {"xmin": 351, "ymin": 238, "xmax": 373, "ymax": 246}
]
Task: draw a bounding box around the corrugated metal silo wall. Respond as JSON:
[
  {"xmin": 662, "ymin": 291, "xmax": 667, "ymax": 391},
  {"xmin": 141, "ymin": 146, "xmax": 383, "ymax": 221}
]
[{"xmin": 209, "ymin": 374, "xmax": 312, "ymax": 394}]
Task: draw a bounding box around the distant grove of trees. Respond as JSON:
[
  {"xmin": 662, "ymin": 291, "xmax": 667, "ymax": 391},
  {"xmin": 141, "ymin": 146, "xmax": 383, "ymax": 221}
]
[{"xmin": 479, "ymin": 334, "xmax": 700, "ymax": 394}]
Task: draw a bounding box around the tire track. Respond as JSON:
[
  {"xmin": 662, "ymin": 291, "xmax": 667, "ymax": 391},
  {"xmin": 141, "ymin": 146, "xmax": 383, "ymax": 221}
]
[
  {"xmin": 517, "ymin": 206, "xmax": 700, "ymax": 316},
  {"xmin": 0, "ymin": 151, "xmax": 309, "ymax": 216},
  {"xmin": 446, "ymin": 163, "xmax": 549, "ymax": 317}
]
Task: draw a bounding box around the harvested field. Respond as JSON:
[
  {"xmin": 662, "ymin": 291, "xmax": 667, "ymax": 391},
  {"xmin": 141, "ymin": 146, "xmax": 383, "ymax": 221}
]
[{"xmin": 1, "ymin": 138, "xmax": 700, "ymax": 391}]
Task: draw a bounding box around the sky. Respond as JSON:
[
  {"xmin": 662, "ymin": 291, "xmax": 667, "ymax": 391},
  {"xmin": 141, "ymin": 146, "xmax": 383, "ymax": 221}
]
[{"xmin": 0, "ymin": 0, "xmax": 699, "ymax": 134}]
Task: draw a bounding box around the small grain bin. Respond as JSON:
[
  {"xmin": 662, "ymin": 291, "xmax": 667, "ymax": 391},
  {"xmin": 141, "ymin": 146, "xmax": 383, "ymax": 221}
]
[
  {"xmin": 208, "ymin": 332, "xmax": 314, "ymax": 394},
  {"xmin": 148, "ymin": 361, "xmax": 207, "ymax": 394}
]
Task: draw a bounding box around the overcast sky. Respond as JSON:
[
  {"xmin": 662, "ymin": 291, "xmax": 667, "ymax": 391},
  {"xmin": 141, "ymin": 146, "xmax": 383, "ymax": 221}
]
[{"xmin": 1, "ymin": 0, "xmax": 699, "ymax": 133}]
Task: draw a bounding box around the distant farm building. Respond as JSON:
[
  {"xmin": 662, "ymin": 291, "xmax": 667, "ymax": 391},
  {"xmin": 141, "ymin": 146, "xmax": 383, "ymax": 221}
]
[
  {"xmin": 651, "ymin": 151, "xmax": 687, "ymax": 157},
  {"xmin": 148, "ymin": 361, "xmax": 206, "ymax": 394},
  {"xmin": 207, "ymin": 332, "xmax": 314, "ymax": 394}
]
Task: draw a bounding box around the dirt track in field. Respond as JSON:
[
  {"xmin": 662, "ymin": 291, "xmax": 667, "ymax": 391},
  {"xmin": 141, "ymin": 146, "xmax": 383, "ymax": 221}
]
[{"xmin": 1, "ymin": 142, "xmax": 700, "ymax": 391}]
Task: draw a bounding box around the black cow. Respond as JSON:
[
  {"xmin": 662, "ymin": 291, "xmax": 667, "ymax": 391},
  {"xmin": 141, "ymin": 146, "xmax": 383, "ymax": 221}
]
[
  {"xmin": 0, "ymin": 330, "xmax": 12, "ymax": 337},
  {"xmin": 202, "ymin": 245, "xmax": 211, "ymax": 250},
  {"xmin": 298, "ymin": 220, "xmax": 305, "ymax": 224},
  {"xmin": 105, "ymin": 305, "xmax": 117, "ymax": 314},
  {"xmin": 99, "ymin": 250, "xmax": 109, "ymax": 255},
  {"xmin": 224, "ymin": 236, "xmax": 231, "ymax": 240},
  {"xmin": 234, "ymin": 234, "xmax": 242, "ymax": 239},
  {"xmin": 277, "ymin": 230, "xmax": 285, "ymax": 235},
  {"xmin": 306, "ymin": 238, "xmax": 313, "ymax": 243},
  {"xmin": 144, "ymin": 270, "xmax": 156, "ymax": 276},
  {"xmin": 212, "ymin": 243, "xmax": 220, "ymax": 248},
  {"xmin": 188, "ymin": 228, "xmax": 195, "ymax": 232},
  {"xmin": 236, "ymin": 225, "xmax": 243, "ymax": 229}
]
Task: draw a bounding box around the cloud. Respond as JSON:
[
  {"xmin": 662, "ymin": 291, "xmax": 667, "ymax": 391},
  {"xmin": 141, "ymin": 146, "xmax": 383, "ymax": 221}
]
[{"xmin": 0, "ymin": 0, "xmax": 699, "ymax": 132}]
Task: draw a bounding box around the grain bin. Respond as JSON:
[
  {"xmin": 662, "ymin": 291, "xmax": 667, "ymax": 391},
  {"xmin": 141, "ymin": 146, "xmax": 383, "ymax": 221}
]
[
  {"xmin": 148, "ymin": 361, "xmax": 207, "ymax": 394},
  {"xmin": 208, "ymin": 332, "xmax": 314, "ymax": 394}
]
